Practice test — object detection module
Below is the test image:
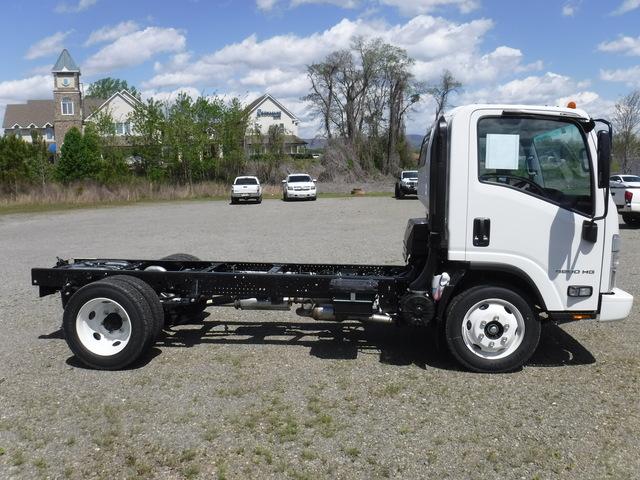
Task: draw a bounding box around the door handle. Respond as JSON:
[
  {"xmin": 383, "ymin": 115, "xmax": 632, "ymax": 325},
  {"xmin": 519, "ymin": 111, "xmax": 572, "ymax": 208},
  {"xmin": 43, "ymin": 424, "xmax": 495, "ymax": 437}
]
[{"xmin": 473, "ymin": 218, "xmax": 491, "ymax": 247}]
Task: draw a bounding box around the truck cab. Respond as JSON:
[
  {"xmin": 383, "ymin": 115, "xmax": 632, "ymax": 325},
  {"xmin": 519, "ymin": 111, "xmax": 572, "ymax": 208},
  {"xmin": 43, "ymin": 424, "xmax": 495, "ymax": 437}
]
[{"xmin": 411, "ymin": 104, "xmax": 632, "ymax": 370}]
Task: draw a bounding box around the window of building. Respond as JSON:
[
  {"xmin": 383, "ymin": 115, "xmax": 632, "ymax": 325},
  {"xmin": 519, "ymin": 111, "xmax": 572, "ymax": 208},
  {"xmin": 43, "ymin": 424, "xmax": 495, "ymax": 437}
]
[
  {"xmin": 45, "ymin": 128, "xmax": 54, "ymax": 140},
  {"xmin": 114, "ymin": 122, "xmax": 131, "ymax": 136},
  {"xmin": 61, "ymin": 97, "xmax": 74, "ymax": 115}
]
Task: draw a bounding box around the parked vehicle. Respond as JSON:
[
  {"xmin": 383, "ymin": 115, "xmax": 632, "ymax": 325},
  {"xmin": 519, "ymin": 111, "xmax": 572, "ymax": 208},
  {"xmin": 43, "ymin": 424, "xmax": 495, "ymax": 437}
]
[
  {"xmin": 32, "ymin": 103, "xmax": 632, "ymax": 373},
  {"xmin": 610, "ymin": 174, "xmax": 640, "ymax": 225},
  {"xmin": 282, "ymin": 173, "xmax": 317, "ymax": 201},
  {"xmin": 231, "ymin": 176, "xmax": 262, "ymax": 204},
  {"xmin": 395, "ymin": 170, "xmax": 418, "ymax": 198}
]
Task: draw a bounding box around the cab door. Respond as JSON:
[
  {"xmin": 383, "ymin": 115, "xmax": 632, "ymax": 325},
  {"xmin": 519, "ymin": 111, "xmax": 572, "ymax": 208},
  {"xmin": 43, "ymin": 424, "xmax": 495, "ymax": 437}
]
[{"xmin": 465, "ymin": 109, "xmax": 604, "ymax": 312}]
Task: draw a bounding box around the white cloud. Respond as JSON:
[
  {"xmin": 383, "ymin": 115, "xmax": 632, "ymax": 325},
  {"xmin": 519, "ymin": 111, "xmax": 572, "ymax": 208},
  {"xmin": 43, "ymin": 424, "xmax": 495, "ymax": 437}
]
[
  {"xmin": 55, "ymin": 0, "xmax": 98, "ymax": 13},
  {"xmin": 140, "ymin": 86, "xmax": 202, "ymax": 103},
  {"xmin": 84, "ymin": 21, "xmax": 140, "ymax": 46},
  {"xmin": 611, "ymin": 0, "xmax": 640, "ymax": 15},
  {"xmin": 25, "ymin": 31, "xmax": 73, "ymax": 60},
  {"xmin": 256, "ymin": 0, "xmax": 477, "ymax": 14},
  {"xmin": 561, "ymin": 0, "xmax": 582, "ymax": 16},
  {"xmin": 0, "ymin": 75, "xmax": 52, "ymax": 132},
  {"xmin": 258, "ymin": 0, "xmax": 359, "ymax": 11},
  {"xmin": 600, "ymin": 65, "xmax": 640, "ymax": 86},
  {"xmin": 598, "ymin": 35, "xmax": 640, "ymax": 56},
  {"xmin": 380, "ymin": 0, "xmax": 479, "ymax": 15},
  {"xmin": 83, "ymin": 27, "xmax": 186, "ymax": 75}
]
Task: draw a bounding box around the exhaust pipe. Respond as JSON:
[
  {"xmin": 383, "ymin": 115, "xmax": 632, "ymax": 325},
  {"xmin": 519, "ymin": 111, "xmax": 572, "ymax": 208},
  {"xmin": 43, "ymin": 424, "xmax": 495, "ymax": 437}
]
[{"xmin": 303, "ymin": 305, "xmax": 394, "ymax": 324}]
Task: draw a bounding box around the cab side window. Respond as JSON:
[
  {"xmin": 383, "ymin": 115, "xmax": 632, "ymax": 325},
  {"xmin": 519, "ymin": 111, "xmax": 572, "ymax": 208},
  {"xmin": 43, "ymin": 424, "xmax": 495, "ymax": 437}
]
[{"xmin": 478, "ymin": 117, "xmax": 593, "ymax": 216}]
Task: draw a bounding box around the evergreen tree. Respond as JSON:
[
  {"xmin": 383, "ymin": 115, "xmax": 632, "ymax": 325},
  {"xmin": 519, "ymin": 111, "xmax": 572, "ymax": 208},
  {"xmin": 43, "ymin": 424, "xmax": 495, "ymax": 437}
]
[{"xmin": 55, "ymin": 128, "xmax": 87, "ymax": 183}]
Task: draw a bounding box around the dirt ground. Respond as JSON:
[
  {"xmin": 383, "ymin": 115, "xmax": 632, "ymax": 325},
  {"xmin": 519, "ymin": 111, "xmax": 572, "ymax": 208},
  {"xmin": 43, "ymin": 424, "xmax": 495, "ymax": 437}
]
[{"xmin": 1, "ymin": 196, "xmax": 638, "ymax": 479}]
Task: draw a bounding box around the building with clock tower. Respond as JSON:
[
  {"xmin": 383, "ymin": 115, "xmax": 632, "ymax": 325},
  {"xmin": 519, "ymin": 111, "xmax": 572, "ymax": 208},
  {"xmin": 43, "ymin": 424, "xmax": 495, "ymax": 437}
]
[{"xmin": 52, "ymin": 49, "xmax": 83, "ymax": 146}]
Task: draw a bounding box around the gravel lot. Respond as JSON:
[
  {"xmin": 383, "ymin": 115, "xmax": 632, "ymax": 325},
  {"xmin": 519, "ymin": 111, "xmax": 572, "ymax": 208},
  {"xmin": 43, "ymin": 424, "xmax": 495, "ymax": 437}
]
[{"xmin": 1, "ymin": 197, "xmax": 639, "ymax": 480}]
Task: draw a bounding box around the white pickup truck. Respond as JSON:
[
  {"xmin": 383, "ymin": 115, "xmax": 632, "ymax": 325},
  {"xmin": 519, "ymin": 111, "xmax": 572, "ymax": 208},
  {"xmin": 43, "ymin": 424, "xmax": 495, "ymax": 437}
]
[{"xmin": 610, "ymin": 174, "xmax": 640, "ymax": 226}]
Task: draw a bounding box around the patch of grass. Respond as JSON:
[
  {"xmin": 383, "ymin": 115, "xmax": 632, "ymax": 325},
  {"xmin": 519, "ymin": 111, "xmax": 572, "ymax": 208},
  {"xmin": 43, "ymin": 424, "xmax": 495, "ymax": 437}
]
[
  {"xmin": 33, "ymin": 457, "xmax": 47, "ymax": 469},
  {"xmin": 182, "ymin": 464, "xmax": 200, "ymax": 479},
  {"xmin": 375, "ymin": 382, "xmax": 405, "ymax": 398},
  {"xmin": 254, "ymin": 445, "xmax": 273, "ymax": 465},
  {"xmin": 343, "ymin": 446, "xmax": 360, "ymax": 459},
  {"xmin": 65, "ymin": 437, "xmax": 76, "ymax": 446},
  {"xmin": 64, "ymin": 466, "xmax": 74, "ymax": 478},
  {"xmin": 180, "ymin": 448, "xmax": 197, "ymax": 462},
  {"xmin": 202, "ymin": 425, "xmax": 220, "ymax": 442},
  {"xmin": 0, "ymin": 447, "xmax": 4, "ymax": 455},
  {"xmin": 216, "ymin": 461, "xmax": 228, "ymax": 480},
  {"xmin": 11, "ymin": 450, "xmax": 25, "ymax": 466},
  {"xmin": 301, "ymin": 449, "xmax": 317, "ymax": 461}
]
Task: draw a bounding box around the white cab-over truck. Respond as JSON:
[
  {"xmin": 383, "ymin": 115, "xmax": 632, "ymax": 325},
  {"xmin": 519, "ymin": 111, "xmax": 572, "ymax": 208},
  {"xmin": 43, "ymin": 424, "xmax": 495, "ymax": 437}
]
[
  {"xmin": 609, "ymin": 174, "xmax": 640, "ymax": 226},
  {"xmin": 32, "ymin": 103, "xmax": 633, "ymax": 373}
]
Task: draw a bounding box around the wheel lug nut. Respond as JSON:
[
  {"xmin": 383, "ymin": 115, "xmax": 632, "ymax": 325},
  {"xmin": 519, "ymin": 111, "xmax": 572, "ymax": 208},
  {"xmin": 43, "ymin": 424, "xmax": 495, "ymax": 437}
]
[
  {"xmin": 480, "ymin": 321, "xmax": 486, "ymax": 328},
  {"xmin": 493, "ymin": 316, "xmax": 499, "ymax": 322},
  {"xmin": 501, "ymin": 337, "xmax": 508, "ymax": 344},
  {"xmin": 504, "ymin": 324, "xmax": 509, "ymax": 331},
  {"xmin": 489, "ymin": 341, "xmax": 495, "ymax": 348},
  {"xmin": 478, "ymin": 333, "xmax": 484, "ymax": 340}
]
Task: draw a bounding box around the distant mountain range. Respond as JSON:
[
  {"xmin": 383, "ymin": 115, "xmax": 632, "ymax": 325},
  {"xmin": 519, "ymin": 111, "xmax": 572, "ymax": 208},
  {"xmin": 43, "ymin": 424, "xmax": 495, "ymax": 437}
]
[{"xmin": 303, "ymin": 134, "xmax": 425, "ymax": 151}]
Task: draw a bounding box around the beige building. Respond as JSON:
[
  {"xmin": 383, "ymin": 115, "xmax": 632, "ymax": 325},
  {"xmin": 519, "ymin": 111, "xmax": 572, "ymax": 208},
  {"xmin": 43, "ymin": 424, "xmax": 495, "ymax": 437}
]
[
  {"xmin": 245, "ymin": 93, "xmax": 307, "ymax": 155},
  {"xmin": 1, "ymin": 49, "xmax": 141, "ymax": 152}
]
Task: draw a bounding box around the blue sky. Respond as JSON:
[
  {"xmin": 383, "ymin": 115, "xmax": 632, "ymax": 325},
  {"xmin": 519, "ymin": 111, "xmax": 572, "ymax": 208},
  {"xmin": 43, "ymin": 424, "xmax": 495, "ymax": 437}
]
[{"xmin": 1, "ymin": 0, "xmax": 639, "ymax": 136}]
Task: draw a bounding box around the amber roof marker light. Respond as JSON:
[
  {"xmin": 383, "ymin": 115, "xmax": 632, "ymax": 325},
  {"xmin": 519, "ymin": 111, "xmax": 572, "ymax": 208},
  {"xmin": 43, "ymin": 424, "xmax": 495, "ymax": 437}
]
[{"xmin": 567, "ymin": 101, "xmax": 577, "ymax": 109}]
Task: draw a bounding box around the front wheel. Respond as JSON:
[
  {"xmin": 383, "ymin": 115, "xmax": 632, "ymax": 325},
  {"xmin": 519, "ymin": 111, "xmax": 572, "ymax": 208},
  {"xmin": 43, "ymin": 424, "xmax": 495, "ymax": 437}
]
[{"xmin": 445, "ymin": 286, "xmax": 541, "ymax": 373}]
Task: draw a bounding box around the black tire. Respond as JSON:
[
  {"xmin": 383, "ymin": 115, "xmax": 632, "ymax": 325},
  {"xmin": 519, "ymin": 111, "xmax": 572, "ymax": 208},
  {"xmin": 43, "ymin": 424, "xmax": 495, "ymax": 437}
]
[
  {"xmin": 283, "ymin": 192, "xmax": 288, "ymax": 201},
  {"xmin": 107, "ymin": 275, "xmax": 163, "ymax": 344},
  {"xmin": 257, "ymin": 197, "xmax": 262, "ymax": 204},
  {"xmin": 62, "ymin": 278, "xmax": 155, "ymax": 370},
  {"xmin": 395, "ymin": 184, "xmax": 404, "ymax": 199},
  {"xmin": 445, "ymin": 286, "xmax": 541, "ymax": 373},
  {"xmin": 160, "ymin": 253, "xmax": 200, "ymax": 262},
  {"xmin": 622, "ymin": 213, "xmax": 640, "ymax": 226},
  {"xmin": 230, "ymin": 197, "xmax": 238, "ymax": 204}
]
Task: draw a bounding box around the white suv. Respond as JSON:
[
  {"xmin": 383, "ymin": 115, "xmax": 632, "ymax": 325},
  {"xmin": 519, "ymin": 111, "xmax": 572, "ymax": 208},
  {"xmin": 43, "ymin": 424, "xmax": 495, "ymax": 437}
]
[
  {"xmin": 282, "ymin": 173, "xmax": 317, "ymax": 201},
  {"xmin": 231, "ymin": 176, "xmax": 262, "ymax": 204}
]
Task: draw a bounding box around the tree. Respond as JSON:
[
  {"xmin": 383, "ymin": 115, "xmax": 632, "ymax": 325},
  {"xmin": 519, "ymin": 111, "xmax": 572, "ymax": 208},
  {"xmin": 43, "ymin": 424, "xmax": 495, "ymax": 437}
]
[
  {"xmin": 612, "ymin": 90, "xmax": 640, "ymax": 173},
  {"xmin": 0, "ymin": 134, "xmax": 32, "ymax": 195},
  {"xmin": 28, "ymin": 131, "xmax": 53, "ymax": 189},
  {"xmin": 86, "ymin": 77, "xmax": 140, "ymax": 99},
  {"xmin": 55, "ymin": 127, "xmax": 89, "ymax": 184},
  {"xmin": 426, "ymin": 70, "xmax": 462, "ymax": 123}
]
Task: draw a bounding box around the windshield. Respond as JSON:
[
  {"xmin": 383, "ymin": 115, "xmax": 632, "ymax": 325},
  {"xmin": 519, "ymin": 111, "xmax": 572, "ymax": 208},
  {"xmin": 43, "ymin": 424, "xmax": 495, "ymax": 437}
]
[
  {"xmin": 622, "ymin": 175, "xmax": 640, "ymax": 182},
  {"xmin": 478, "ymin": 117, "xmax": 593, "ymax": 216},
  {"xmin": 234, "ymin": 177, "xmax": 258, "ymax": 185},
  {"xmin": 288, "ymin": 175, "xmax": 311, "ymax": 183},
  {"xmin": 402, "ymin": 171, "xmax": 418, "ymax": 179}
]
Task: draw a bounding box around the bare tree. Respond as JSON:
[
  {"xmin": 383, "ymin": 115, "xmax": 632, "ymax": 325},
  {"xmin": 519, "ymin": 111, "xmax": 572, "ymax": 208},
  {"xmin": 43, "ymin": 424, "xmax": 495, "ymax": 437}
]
[
  {"xmin": 426, "ymin": 70, "xmax": 462, "ymax": 124},
  {"xmin": 612, "ymin": 90, "xmax": 640, "ymax": 173}
]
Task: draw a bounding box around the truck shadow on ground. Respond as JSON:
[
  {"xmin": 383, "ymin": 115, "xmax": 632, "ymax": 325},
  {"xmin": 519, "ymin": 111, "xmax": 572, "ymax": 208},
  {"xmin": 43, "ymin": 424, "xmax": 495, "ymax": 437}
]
[
  {"xmin": 42, "ymin": 318, "xmax": 595, "ymax": 371},
  {"xmin": 154, "ymin": 317, "xmax": 596, "ymax": 372}
]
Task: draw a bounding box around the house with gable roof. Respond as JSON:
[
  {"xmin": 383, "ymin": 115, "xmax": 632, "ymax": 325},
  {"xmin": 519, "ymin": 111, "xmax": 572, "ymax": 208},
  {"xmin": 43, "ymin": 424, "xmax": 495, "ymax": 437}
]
[
  {"xmin": 245, "ymin": 93, "xmax": 307, "ymax": 156},
  {"xmin": 1, "ymin": 49, "xmax": 142, "ymax": 153}
]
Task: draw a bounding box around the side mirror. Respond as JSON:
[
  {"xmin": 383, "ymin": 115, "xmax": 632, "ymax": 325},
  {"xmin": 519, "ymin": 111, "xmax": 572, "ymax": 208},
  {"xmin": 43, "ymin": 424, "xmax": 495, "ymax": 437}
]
[
  {"xmin": 281, "ymin": 180, "xmax": 286, "ymax": 183},
  {"xmin": 597, "ymin": 130, "xmax": 611, "ymax": 189},
  {"xmin": 313, "ymin": 178, "xmax": 317, "ymax": 182}
]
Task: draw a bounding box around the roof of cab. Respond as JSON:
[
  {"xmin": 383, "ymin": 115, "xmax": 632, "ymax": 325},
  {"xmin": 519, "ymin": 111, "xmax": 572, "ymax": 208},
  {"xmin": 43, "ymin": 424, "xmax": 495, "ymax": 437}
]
[{"xmin": 447, "ymin": 104, "xmax": 591, "ymax": 121}]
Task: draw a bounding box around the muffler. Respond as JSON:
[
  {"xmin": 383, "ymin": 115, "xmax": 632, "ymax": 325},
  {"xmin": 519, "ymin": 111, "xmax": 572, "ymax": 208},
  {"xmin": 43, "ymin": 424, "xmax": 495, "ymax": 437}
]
[{"xmin": 234, "ymin": 298, "xmax": 291, "ymax": 311}]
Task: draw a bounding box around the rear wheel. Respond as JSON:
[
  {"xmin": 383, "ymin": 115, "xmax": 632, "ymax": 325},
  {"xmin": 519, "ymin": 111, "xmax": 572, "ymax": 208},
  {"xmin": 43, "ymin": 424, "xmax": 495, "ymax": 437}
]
[
  {"xmin": 395, "ymin": 184, "xmax": 404, "ymax": 199},
  {"xmin": 107, "ymin": 275, "xmax": 163, "ymax": 344},
  {"xmin": 445, "ymin": 286, "xmax": 541, "ymax": 373},
  {"xmin": 62, "ymin": 277, "xmax": 155, "ymax": 370}
]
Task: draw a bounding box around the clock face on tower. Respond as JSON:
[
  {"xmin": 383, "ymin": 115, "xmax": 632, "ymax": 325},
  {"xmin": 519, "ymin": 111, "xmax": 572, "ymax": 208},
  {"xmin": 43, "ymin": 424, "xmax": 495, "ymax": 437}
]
[{"xmin": 57, "ymin": 76, "xmax": 75, "ymax": 89}]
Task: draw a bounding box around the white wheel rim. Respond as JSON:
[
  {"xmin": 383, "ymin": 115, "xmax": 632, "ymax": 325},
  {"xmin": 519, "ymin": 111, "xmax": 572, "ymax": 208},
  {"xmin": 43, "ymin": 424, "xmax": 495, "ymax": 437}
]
[
  {"xmin": 461, "ymin": 298, "xmax": 525, "ymax": 360},
  {"xmin": 75, "ymin": 297, "xmax": 132, "ymax": 356}
]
